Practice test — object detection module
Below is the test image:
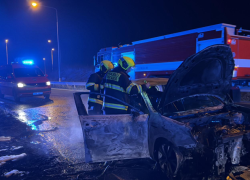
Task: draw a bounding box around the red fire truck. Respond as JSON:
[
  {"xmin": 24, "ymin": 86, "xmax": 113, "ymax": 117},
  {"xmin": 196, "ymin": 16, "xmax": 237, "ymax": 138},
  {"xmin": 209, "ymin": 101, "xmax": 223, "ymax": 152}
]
[{"xmin": 95, "ymin": 23, "xmax": 250, "ymax": 86}]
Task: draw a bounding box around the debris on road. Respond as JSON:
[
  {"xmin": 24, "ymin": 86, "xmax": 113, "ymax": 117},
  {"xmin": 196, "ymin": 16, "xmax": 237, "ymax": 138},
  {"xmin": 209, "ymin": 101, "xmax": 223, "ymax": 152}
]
[
  {"xmin": 4, "ymin": 169, "xmax": 27, "ymax": 178},
  {"xmin": 30, "ymin": 141, "xmax": 41, "ymax": 144},
  {"xmin": 0, "ymin": 146, "xmax": 23, "ymax": 152},
  {"xmin": 11, "ymin": 146, "xmax": 23, "ymax": 151},
  {"xmin": 0, "ymin": 136, "xmax": 11, "ymax": 142},
  {"xmin": 232, "ymin": 166, "xmax": 249, "ymax": 173},
  {"xmin": 227, "ymin": 166, "xmax": 250, "ymax": 180},
  {"xmin": 0, "ymin": 153, "xmax": 27, "ymax": 166}
]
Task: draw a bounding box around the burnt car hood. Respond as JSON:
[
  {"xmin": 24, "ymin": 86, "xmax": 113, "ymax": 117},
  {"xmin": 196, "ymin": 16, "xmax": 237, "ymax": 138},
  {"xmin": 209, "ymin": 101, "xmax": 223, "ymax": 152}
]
[{"xmin": 161, "ymin": 45, "xmax": 235, "ymax": 106}]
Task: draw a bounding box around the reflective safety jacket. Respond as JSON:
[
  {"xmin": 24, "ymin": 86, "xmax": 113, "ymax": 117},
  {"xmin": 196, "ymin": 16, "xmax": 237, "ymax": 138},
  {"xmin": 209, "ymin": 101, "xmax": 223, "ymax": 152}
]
[
  {"xmin": 101, "ymin": 66, "xmax": 147, "ymax": 114},
  {"xmin": 86, "ymin": 71, "xmax": 105, "ymax": 107}
]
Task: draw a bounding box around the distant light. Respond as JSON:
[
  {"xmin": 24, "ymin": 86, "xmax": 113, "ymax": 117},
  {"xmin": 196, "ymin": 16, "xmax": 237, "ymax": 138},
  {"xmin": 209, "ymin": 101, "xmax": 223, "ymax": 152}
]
[
  {"xmin": 52, "ymin": 48, "xmax": 55, "ymax": 51},
  {"xmin": 113, "ymin": 63, "xmax": 118, "ymax": 67},
  {"xmin": 5, "ymin": 39, "xmax": 8, "ymax": 43},
  {"xmin": 17, "ymin": 83, "xmax": 25, "ymax": 88},
  {"xmin": 43, "ymin": 58, "xmax": 46, "ymax": 61},
  {"xmin": 46, "ymin": 81, "xmax": 51, "ymax": 86},
  {"xmin": 31, "ymin": 2, "xmax": 38, "ymax": 7},
  {"xmin": 143, "ymin": 73, "xmax": 146, "ymax": 77},
  {"xmin": 48, "ymin": 40, "xmax": 51, "ymax": 43},
  {"xmin": 227, "ymin": 39, "xmax": 232, "ymax": 44},
  {"xmin": 22, "ymin": 60, "xmax": 34, "ymax": 65}
]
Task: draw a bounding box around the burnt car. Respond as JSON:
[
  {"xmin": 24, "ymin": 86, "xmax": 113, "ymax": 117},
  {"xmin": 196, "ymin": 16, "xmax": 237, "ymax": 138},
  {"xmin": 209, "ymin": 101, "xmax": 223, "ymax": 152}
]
[{"xmin": 74, "ymin": 45, "xmax": 250, "ymax": 179}]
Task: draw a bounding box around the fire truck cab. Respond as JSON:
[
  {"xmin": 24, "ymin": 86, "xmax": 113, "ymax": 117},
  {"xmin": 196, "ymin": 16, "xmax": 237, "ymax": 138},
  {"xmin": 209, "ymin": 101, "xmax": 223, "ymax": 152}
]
[{"xmin": 95, "ymin": 23, "xmax": 250, "ymax": 87}]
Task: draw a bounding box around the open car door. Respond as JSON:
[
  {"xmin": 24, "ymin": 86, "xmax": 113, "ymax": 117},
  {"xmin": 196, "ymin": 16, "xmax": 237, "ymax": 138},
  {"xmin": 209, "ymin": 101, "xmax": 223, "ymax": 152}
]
[{"xmin": 74, "ymin": 92, "xmax": 150, "ymax": 163}]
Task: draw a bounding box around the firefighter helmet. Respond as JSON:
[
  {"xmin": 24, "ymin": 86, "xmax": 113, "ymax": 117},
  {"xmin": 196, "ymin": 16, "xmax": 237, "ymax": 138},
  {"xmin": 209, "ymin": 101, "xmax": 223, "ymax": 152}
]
[
  {"xmin": 100, "ymin": 60, "xmax": 114, "ymax": 73},
  {"xmin": 118, "ymin": 56, "xmax": 135, "ymax": 70}
]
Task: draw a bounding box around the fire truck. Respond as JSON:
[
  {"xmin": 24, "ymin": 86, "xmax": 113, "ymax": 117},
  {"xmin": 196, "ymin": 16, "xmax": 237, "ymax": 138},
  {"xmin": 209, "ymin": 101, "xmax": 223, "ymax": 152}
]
[{"xmin": 95, "ymin": 23, "xmax": 250, "ymax": 86}]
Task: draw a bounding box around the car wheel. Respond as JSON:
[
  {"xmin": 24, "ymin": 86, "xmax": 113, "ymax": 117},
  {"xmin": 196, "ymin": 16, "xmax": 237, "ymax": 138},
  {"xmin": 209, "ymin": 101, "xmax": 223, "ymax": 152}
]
[
  {"xmin": 157, "ymin": 142, "xmax": 178, "ymax": 180},
  {"xmin": 44, "ymin": 94, "xmax": 50, "ymax": 100}
]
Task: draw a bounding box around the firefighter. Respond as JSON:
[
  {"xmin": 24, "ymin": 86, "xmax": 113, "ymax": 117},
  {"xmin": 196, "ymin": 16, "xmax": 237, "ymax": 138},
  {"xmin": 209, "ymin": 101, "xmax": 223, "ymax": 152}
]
[
  {"xmin": 101, "ymin": 56, "xmax": 150, "ymax": 115},
  {"xmin": 86, "ymin": 60, "xmax": 114, "ymax": 115}
]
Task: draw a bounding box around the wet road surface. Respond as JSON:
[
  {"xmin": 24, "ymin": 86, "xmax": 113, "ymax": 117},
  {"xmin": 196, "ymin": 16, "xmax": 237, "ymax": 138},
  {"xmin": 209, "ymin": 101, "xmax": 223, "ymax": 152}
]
[{"xmin": 0, "ymin": 88, "xmax": 89, "ymax": 165}]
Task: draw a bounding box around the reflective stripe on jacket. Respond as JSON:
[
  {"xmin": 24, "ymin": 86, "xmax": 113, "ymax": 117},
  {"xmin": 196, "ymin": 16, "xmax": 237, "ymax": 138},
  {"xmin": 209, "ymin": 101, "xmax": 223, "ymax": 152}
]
[
  {"xmin": 86, "ymin": 71, "xmax": 105, "ymax": 106},
  {"xmin": 103, "ymin": 102, "xmax": 128, "ymax": 111},
  {"xmin": 101, "ymin": 66, "xmax": 147, "ymax": 112},
  {"xmin": 88, "ymin": 97, "xmax": 103, "ymax": 105}
]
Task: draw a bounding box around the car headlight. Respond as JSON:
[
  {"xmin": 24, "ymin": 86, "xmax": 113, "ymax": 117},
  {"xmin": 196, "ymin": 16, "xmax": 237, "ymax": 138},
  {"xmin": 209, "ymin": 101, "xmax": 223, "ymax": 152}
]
[
  {"xmin": 46, "ymin": 81, "xmax": 51, "ymax": 86},
  {"xmin": 17, "ymin": 83, "xmax": 25, "ymax": 88}
]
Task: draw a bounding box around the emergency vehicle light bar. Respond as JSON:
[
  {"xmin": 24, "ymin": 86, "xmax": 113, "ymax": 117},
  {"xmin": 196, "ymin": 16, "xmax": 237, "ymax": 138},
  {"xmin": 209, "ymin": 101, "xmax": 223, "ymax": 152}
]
[{"xmin": 22, "ymin": 60, "xmax": 34, "ymax": 65}]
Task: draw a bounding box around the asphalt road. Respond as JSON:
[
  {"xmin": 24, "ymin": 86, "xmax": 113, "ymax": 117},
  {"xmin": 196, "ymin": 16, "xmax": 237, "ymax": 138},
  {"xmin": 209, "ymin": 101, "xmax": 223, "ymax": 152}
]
[{"xmin": 0, "ymin": 88, "xmax": 89, "ymax": 166}]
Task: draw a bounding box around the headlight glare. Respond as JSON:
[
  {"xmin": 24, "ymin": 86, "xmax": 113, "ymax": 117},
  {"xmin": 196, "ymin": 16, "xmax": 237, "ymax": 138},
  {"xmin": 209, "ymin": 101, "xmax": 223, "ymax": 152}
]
[
  {"xmin": 46, "ymin": 81, "xmax": 51, "ymax": 86},
  {"xmin": 17, "ymin": 83, "xmax": 25, "ymax": 88}
]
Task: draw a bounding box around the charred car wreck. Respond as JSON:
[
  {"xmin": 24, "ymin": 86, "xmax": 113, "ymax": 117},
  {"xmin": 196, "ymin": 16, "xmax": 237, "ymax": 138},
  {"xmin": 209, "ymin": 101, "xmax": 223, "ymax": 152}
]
[{"xmin": 74, "ymin": 45, "xmax": 250, "ymax": 178}]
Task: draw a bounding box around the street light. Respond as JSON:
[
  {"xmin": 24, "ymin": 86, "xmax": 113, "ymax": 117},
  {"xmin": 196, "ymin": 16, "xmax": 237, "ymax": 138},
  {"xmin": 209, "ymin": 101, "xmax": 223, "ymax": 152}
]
[
  {"xmin": 31, "ymin": 1, "xmax": 61, "ymax": 82},
  {"xmin": 31, "ymin": 2, "xmax": 38, "ymax": 7},
  {"xmin": 51, "ymin": 48, "xmax": 55, "ymax": 70},
  {"xmin": 5, "ymin": 39, "xmax": 8, "ymax": 65},
  {"xmin": 43, "ymin": 58, "xmax": 46, "ymax": 75},
  {"xmin": 48, "ymin": 40, "xmax": 51, "ymax": 43}
]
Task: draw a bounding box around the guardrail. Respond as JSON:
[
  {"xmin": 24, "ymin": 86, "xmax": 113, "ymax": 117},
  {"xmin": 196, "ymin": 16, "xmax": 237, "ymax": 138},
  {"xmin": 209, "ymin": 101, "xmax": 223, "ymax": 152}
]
[
  {"xmin": 51, "ymin": 81, "xmax": 87, "ymax": 90},
  {"xmin": 51, "ymin": 81, "xmax": 250, "ymax": 92}
]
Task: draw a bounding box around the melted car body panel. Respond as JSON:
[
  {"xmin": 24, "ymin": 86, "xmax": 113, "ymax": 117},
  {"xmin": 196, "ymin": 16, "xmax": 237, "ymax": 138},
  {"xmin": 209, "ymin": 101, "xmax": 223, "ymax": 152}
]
[
  {"xmin": 140, "ymin": 92, "xmax": 197, "ymax": 158},
  {"xmin": 161, "ymin": 45, "xmax": 234, "ymax": 107},
  {"xmin": 80, "ymin": 114, "xmax": 150, "ymax": 163}
]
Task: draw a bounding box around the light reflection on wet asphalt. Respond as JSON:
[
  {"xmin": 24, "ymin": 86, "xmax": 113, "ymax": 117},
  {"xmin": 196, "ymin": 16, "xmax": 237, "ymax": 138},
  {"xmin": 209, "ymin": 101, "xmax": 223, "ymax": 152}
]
[{"xmin": 0, "ymin": 88, "xmax": 89, "ymax": 165}]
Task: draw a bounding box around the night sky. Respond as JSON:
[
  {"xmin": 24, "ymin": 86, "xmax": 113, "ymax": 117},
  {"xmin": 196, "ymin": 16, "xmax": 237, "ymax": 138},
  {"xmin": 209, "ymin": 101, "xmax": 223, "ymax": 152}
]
[{"xmin": 1, "ymin": 0, "xmax": 250, "ymax": 69}]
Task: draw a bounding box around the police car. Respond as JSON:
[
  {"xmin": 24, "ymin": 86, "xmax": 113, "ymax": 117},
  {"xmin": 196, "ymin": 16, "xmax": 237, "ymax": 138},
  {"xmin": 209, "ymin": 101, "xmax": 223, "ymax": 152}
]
[{"xmin": 0, "ymin": 60, "xmax": 51, "ymax": 102}]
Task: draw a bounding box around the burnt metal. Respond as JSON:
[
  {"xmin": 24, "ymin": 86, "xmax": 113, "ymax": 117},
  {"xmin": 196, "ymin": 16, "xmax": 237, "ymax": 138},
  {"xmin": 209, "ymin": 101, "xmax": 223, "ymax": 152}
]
[
  {"xmin": 74, "ymin": 92, "xmax": 88, "ymax": 116},
  {"xmin": 80, "ymin": 114, "xmax": 150, "ymax": 163},
  {"xmin": 160, "ymin": 45, "xmax": 235, "ymax": 109},
  {"xmin": 73, "ymin": 92, "xmax": 143, "ymax": 116},
  {"xmin": 75, "ymin": 45, "xmax": 250, "ymax": 178}
]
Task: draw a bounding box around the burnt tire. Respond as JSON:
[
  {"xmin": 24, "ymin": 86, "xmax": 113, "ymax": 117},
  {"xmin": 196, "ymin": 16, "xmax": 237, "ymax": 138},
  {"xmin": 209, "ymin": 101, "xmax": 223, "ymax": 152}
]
[{"xmin": 156, "ymin": 141, "xmax": 179, "ymax": 180}]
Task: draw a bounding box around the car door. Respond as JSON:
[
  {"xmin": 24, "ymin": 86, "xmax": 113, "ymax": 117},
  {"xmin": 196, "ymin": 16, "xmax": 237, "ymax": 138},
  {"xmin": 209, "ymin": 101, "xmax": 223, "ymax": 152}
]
[{"xmin": 74, "ymin": 92, "xmax": 150, "ymax": 163}]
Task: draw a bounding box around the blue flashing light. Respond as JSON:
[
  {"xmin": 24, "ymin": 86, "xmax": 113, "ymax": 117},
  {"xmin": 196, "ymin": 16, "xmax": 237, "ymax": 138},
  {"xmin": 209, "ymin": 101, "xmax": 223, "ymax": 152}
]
[
  {"xmin": 113, "ymin": 63, "xmax": 118, "ymax": 67},
  {"xmin": 22, "ymin": 60, "xmax": 34, "ymax": 65}
]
